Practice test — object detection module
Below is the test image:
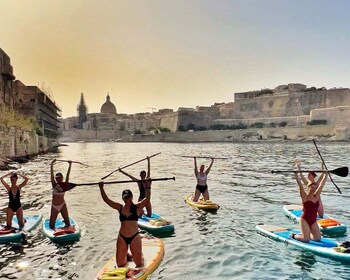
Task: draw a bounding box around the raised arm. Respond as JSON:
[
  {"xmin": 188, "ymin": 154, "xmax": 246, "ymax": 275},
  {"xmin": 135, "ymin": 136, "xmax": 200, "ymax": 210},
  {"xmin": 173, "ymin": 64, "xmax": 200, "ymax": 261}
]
[
  {"xmin": 316, "ymin": 162, "xmax": 326, "ymax": 185},
  {"xmin": 294, "ymin": 172, "xmax": 307, "ymax": 201},
  {"xmin": 146, "ymin": 156, "xmax": 150, "ymax": 178},
  {"xmin": 119, "ymin": 169, "xmax": 138, "ymax": 181},
  {"xmin": 98, "ymin": 182, "xmax": 122, "ymax": 210},
  {"xmin": 205, "ymin": 158, "xmax": 214, "ymax": 175},
  {"xmin": 315, "ymin": 171, "xmax": 328, "ymax": 197},
  {"xmin": 194, "ymin": 157, "xmax": 198, "ymax": 177},
  {"xmin": 0, "ymin": 172, "xmax": 12, "ymax": 191},
  {"xmin": 295, "ymin": 162, "xmax": 308, "ymax": 185},
  {"xmin": 65, "ymin": 161, "xmax": 72, "ymax": 183},
  {"xmin": 137, "ymin": 179, "xmax": 151, "ymax": 209},
  {"xmin": 18, "ymin": 174, "xmax": 29, "ymax": 189},
  {"xmin": 50, "ymin": 159, "xmax": 57, "ymax": 187}
]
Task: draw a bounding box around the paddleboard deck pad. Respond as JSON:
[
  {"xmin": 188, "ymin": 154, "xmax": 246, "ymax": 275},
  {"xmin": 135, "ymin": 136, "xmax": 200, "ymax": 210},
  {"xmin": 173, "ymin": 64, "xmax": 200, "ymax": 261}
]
[
  {"xmin": 95, "ymin": 235, "xmax": 164, "ymax": 280},
  {"xmin": 42, "ymin": 217, "xmax": 81, "ymax": 243},
  {"xmin": 256, "ymin": 224, "xmax": 350, "ymax": 263},
  {"xmin": 283, "ymin": 204, "xmax": 347, "ymax": 234}
]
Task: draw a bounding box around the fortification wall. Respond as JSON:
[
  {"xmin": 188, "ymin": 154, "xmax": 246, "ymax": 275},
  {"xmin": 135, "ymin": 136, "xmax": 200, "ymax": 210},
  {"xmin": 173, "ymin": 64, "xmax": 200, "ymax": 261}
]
[
  {"xmin": 159, "ymin": 113, "xmax": 178, "ymax": 132},
  {"xmin": 60, "ymin": 129, "xmax": 128, "ymax": 142},
  {"xmin": 310, "ymin": 106, "xmax": 350, "ymax": 125}
]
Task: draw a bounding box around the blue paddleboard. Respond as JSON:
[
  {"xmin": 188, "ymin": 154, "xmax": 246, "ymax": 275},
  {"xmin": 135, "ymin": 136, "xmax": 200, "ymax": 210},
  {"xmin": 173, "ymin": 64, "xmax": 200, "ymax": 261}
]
[
  {"xmin": 42, "ymin": 217, "xmax": 81, "ymax": 243},
  {"xmin": 138, "ymin": 213, "xmax": 174, "ymax": 236}
]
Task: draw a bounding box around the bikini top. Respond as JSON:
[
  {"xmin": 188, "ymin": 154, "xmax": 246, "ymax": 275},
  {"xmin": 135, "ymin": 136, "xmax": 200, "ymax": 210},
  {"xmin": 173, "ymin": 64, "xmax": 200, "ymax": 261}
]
[
  {"xmin": 197, "ymin": 173, "xmax": 207, "ymax": 184},
  {"xmin": 119, "ymin": 204, "xmax": 139, "ymax": 222},
  {"xmin": 52, "ymin": 183, "xmax": 66, "ymax": 196}
]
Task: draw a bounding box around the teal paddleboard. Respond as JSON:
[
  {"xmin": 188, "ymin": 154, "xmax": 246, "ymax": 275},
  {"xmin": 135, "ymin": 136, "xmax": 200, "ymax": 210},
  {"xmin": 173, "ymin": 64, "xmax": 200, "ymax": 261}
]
[
  {"xmin": 138, "ymin": 213, "xmax": 174, "ymax": 236},
  {"xmin": 42, "ymin": 217, "xmax": 81, "ymax": 243},
  {"xmin": 0, "ymin": 213, "xmax": 42, "ymax": 243},
  {"xmin": 283, "ymin": 205, "xmax": 347, "ymax": 235},
  {"xmin": 256, "ymin": 224, "xmax": 350, "ymax": 263}
]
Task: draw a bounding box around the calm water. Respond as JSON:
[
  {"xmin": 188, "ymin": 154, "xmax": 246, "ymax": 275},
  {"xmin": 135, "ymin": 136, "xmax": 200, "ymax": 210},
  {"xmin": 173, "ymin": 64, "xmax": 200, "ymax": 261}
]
[{"xmin": 0, "ymin": 142, "xmax": 350, "ymax": 280}]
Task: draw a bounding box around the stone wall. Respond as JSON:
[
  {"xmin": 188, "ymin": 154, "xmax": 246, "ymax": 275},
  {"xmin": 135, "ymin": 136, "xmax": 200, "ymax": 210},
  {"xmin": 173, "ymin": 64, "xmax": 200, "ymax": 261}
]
[
  {"xmin": 0, "ymin": 125, "xmax": 51, "ymax": 158},
  {"xmin": 310, "ymin": 106, "xmax": 350, "ymax": 125},
  {"xmin": 60, "ymin": 129, "xmax": 128, "ymax": 142},
  {"xmin": 159, "ymin": 112, "xmax": 179, "ymax": 132}
]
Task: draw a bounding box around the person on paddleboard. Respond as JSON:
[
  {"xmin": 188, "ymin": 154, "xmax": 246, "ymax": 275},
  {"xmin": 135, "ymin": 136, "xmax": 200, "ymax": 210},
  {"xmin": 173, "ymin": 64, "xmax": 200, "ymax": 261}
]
[
  {"xmin": 118, "ymin": 156, "xmax": 152, "ymax": 217},
  {"xmin": 192, "ymin": 157, "xmax": 214, "ymax": 202},
  {"xmin": 0, "ymin": 172, "xmax": 29, "ymax": 229},
  {"xmin": 49, "ymin": 159, "xmax": 72, "ymax": 229},
  {"xmin": 292, "ymin": 165, "xmax": 328, "ymax": 243},
  {"xmin": 98, "ymin": 179, "xmax": 152, "ymax": 267},
  {"xmin": 294, "ymin": 161, "xmax": 325, "ymax": 218}
]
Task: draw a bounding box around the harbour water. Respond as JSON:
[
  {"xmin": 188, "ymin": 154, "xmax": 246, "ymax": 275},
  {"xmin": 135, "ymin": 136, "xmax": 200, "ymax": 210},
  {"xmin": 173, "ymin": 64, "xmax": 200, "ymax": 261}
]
[{"xmin": 0, "ymin": 142, "xmax": 350, "ymax": 280}]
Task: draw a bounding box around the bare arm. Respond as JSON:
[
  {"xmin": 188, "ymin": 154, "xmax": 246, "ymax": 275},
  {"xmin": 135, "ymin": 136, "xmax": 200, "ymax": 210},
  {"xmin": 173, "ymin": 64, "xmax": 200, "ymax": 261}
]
[
  {"xmin": 194, "ymin": 157, "xmax": 198, "ymax": 177},
  {"xmin": 315, "ymin": 172, "xmax": 328, "ymax": 197},
  {"xmin": 137, "ymin": 179, "xmax": 151, "ymax": 209},
  {"xmin": 18, "ymin": 174, "xmax": 29, "ymax": 189},
  {"xmin": 205, "ymin": 158, "xmax": 214, "ymax": 175},
  {"xmin": 119, "ymin": 169, "xmax": 138, "ymax": 181},
  {"xmin": 98, "ymin": 182, "xmax": 122, "ymax": 210},
  {"xmin": 50, "ymin": 159, "xmax": 56, "ymax": 186},
  {"xmin": 65, "ymin": 161, "xmax": 72, "ymax": 182},
  {"xmin": 294, "ymin": 172, "xmax": 307, "ymax": 201},
  {"xmin": 295, "ymin": 163, "xmax": 308, "ymax": 185},
  {"xmin": 0, "ymin": 172, "xmax": 12, "ymax": 191},
  {"xmin": 316, "ymin": 162, "xmax": 326, "ymax": 185}
]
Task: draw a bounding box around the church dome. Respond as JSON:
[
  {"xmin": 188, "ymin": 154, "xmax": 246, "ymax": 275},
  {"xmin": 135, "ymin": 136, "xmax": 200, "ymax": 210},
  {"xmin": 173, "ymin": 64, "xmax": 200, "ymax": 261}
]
[{"xmin": 100, "ymin": 94, "xmax": 117, "ymax": 115}]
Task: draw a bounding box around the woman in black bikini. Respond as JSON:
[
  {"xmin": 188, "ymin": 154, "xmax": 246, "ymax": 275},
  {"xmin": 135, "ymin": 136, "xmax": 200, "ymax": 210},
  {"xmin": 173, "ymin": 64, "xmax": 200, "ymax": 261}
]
[
  {"xmin": 0, "ymin": 172, "xmax": 29, "ymax": 229},
  {"xmin": 192, "ymin": 157, "xmax": 214, "ymax": 202},
  {"xmin": 99, "ymin": 179, "xmax": 151, "ymax": 267}
]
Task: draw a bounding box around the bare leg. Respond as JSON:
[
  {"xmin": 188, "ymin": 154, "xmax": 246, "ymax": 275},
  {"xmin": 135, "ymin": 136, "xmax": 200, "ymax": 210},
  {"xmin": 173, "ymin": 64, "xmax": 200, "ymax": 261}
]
[
  {"xmin": 116, "ymin": 235, "xmax": 128, "ymax": 267},
  {"xmin": 60, "ymin": 204, "xmax": 71, "ymax": 227},
  {"xmin": 49, "ymin": 206, "xmax": 60, "ymax": 229},
  {"xmin": 202, "ymin": 189, "xmax": 210, "ymax": 201},
  {"xmin": 6, "ymin": 208, "xmax": 14, "ymax": 228},
  {"xmin": 16, "ymin": 208, "xmax": 25, "ymax": 228},
  {"xmin": 310, "ymin": 222, "xmax": 321, "ymax": 241},
  {"xmin": 293, "ymin": 218, "xmax": 311, "ymax": 243},
  {"xmin": 192, "ymin": 189, "xmax": 201, "ymax": 202},
  {"xmin": 145, "ymin": 201, "xmax": 152, "ymax": 217},
  {"xmin": 129, "ymin": 234, "xmax": 144, "ymax": 267}
]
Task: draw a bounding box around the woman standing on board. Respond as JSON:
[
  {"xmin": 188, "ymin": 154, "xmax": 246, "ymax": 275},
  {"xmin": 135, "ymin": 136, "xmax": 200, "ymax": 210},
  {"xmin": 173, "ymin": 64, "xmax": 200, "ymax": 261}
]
[
  {"xmin": 291, "ymin": 166, "xmax": 327, "ymax": 243},
  {"xmin": 0, "ymin": 172, "xmax": 29, "ymax": 229},
  {"xmin": 49, "ymin": 159, "xmax": 72, "ymax": 229},
  {"xmin": 192, "ymin": 157, "xmax": 214, "ymax": 202},
  {"xmin": 294, "ymin": 161, "xmax": 325, "ymax": 217},
  {"xmin": 118, "ymin": 156, "xmax": 152, "ymax": 217},
  {"xmin": 98, "ymin": 180, "xmax": 151, "ymax": 267}
]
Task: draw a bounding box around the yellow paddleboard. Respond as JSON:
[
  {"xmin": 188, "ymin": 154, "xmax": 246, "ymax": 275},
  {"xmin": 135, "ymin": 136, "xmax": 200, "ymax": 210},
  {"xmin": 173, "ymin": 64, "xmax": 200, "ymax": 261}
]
[
  {"xmin": 95, "ymin": 235, "xmax": 164, "ymax": 280},
  {"xmin": 185, "ymin": 194, "xmax": 220, "ymax": 212}
]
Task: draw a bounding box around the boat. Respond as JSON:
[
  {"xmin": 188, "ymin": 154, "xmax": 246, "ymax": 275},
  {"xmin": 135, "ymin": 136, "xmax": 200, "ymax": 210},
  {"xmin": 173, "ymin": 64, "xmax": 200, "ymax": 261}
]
[
  {"xmin": 42, "ymin": 217, "xmax": 81, "ymax": 243},
  {"xmin": 185, "ymin": 194, "xmax": 220, "ymax": 212},
  {"xmin": 138, "ymin": 213, "xmax": 174, "ymax": 236},
  {"xmin": 0, "ymin": 213, "xmax": 42, "ymax": 243},
  {"xmin": 256, "ymin": 224, "xmax": 350, "ymax": 263},
  {"xmin": 95, "ymin": 235, "xmax": 164, "ymax": 280},
  {"xmin": 283, "ymin": 204, "xmax": 347, "ymax": 235}
]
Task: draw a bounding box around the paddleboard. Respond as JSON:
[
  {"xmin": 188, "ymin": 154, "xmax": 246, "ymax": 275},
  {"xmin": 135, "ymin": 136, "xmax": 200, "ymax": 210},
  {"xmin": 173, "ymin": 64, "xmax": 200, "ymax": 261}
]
[
  {"xmin": 283, "ymin": 205, "xmax": 347, "ymax": 235},
  {"xmin": 0, "ymin": 213, "xmax": 42, "ymax": 243},
  {"xmin": 256, "ymin": 224, "xmax": 350, "ymax": 263},
  {"xmin": 95, "ymin": 235, "xmax": 164, "ymax": 280},
  {"xmin": 138, "ymin": 213, "xmax": 174, "ymax": 236},
  {"xmin": 42, "ymin": 217, "xmax": 81, "ymax": 243},
  {"xmin": 185, "ymin": 194, "xmax": 220, "ymax": 212}
]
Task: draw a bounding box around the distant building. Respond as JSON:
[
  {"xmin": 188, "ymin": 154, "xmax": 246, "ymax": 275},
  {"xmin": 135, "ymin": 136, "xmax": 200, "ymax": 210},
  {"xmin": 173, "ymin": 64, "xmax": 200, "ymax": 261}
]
[
  {"xmin": 13, "ymin": 81, "xmax": 61, "ymax": 139},
  {"xmin": 0, "ymin": 48, "xmax": 16, "ymax": 111},
  {"xmin": 77, "ymin": 93, "xmax": 87, "ymax": 129},
  {"xmin": 101, "ymin": 94, "xmax": 117, "ymax": 115}
]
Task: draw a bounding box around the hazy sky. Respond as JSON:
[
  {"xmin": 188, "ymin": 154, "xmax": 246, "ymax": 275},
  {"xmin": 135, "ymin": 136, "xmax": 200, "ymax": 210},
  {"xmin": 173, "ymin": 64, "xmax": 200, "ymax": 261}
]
[{"xmin": 1, "ymin": 0, "xmax": 350, "ymax": 117}]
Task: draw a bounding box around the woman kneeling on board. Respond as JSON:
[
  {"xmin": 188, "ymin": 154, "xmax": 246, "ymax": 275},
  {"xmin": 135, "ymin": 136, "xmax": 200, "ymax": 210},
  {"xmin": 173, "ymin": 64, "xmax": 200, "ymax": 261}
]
[
  {"xmin": 292, "ymin": 167, "xmax": 327, "ymax": 242},
  {"xmin": 0, "ymin": 172, "xmax": 29, "ymax": 228},
  {"xmin": 294, "ymin": 161, "xmax": 325, "ymax": 218},
  {"xmin": 50, "ymin": 159, "xmax": 72, "ymax": 229},
  {"xmin": 99, "ymin": 179, "xmax": 151, "ymax": 267},
  {"xmin": 192, "ymin": 157, "xmax": 214, "ymax": 202}
]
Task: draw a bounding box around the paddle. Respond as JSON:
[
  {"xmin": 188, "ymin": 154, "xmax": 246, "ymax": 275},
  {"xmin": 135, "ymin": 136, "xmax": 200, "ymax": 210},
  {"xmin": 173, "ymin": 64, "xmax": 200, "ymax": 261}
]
[
  {"xmin": 101, "ymin": 152, "xmax": 161, "ymax": 180},
  {"xmin": 312, "ymin": 139, "xmax": 342, "ymax": 194},
  {"xmin": 271, "ymin": 166, "xmax": 349, "ymax": 177},
  {"xmin": 179, "ymin": 155, "xmax": 228, "ymax": 159},
  {"xmin": 56, "ymin": 160, "xmax": 89, "ymax": 167},
  {"xmin": 56, "ymin": 177, "xmax": 175, "ymax": 192}
]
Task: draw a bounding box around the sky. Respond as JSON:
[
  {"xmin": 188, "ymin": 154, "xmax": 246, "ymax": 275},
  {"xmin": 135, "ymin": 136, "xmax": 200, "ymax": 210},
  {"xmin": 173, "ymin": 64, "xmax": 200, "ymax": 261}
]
[{"xmin": 1, "ymin": 0, "xmax": 350, "ymax": 118}]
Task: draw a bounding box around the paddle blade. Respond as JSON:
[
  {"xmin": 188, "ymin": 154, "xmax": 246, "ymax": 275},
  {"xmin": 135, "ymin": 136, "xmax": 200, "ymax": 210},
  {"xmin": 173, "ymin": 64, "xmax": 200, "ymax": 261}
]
[
  {"xmin": 331, "ymin": 166, "xmax": 349, "ymax": 177},
  {"xmin": 56, "ymin": 182, "xmax": 78, "ymax": 192}
]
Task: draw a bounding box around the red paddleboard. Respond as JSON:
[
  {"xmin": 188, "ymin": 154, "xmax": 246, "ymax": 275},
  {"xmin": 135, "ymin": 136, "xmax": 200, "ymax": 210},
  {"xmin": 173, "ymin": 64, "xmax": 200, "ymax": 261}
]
[{"xmin": 53, "ymin": 225, "xmax": 76, "ymax": 236}]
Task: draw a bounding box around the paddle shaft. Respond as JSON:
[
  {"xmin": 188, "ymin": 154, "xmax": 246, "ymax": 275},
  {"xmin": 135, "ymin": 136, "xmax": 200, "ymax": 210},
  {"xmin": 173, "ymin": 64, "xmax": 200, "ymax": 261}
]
[
  {"xmin": 101, "ymin": 152, "xmax": 161, "ymax": 180},
  {"xmin": 56, "ymin": 160, "xmax": 89, "ymax": 166},
  {"xmin": 77, "ymin": 176, "xmax": 175, "ymax": 186},
  {"xmin": 180, "ymin": 155, "xmax": 228, "ymax": 159},
  {"xmin": 312, "ymin": 139, "xmax": 342, "ymax": 194}
]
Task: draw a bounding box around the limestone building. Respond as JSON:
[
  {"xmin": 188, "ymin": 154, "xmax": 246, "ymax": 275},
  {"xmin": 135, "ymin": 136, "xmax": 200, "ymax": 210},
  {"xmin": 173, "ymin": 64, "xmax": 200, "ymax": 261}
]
[{"xmin": 0, "ymin": 48, "xmax": 16, "ymax": 111}]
